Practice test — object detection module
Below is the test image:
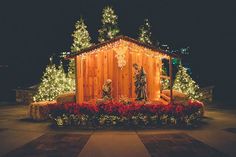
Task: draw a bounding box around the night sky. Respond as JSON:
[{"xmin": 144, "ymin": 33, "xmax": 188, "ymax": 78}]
[{"xmin": 0, "ymin": 0, "xmax": 235, "ymax": 104}]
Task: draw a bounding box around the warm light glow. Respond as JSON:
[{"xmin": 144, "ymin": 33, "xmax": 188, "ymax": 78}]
[{"xmin": 76, "ymin": 39, "xmax": 170, "ymax": 60}]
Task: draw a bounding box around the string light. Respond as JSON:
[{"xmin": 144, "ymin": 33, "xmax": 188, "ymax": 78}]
[{"xmin": 76, "ymin": 39, "xmax": 170, "ymax": 60}]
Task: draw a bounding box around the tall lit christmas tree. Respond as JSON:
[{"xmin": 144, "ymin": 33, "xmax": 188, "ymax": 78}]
[
  {"xmin": 33, "ymin": 59, "xmax": 74, "ymax": 102},
  {"xmin": 98, "ymin": 6, "xmax": 120, "ymax": 42},
  {"xmin": 71, "ymin": 17, "xmax": 92, "ymax": 53},
  {"xmin": 138, "ymin": 19, "xmax": 152, "ymax": 45},
  {"xmin": 173, "ymin": 64, "xmax": 203, "ymax": 100},
  {"xmin": 69, "ymin": 17, "xmax": 92, "ymax": 84}
]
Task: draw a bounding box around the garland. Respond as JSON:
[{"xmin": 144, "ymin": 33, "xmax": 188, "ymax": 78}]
[{"xmin": 115, "ymin": 47, "xmax": 127, "ymax": 69}]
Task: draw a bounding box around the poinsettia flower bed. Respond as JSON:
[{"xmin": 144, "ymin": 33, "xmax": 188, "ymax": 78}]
[{"xmin": 48, "ymin": 100, "xmax": 204, "ymax": 128}]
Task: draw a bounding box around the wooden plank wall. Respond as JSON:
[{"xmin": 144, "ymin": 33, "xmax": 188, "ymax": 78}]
[{"xmin": 76, "ymin": 40, "xmax": 161, "ymax": 103}]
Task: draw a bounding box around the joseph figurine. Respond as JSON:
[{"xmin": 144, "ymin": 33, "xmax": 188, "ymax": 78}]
[{"xmin": 133, "ymin": 64, "xmax": 147, "ymax": 101}]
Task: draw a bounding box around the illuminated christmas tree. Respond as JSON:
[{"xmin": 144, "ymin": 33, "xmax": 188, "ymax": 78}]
[
  {"xmin": 98, "ymin": 6, "xmax": 120, "ymax": 42},
  {"xmin": 71, "ymin": 17, "xmax": 92, "ymax": 53},
  {"xmin": 68, "ymin": 59, "xmax": 75, "ymax": 80},
  {"xmin": 173, "ymin": 64, "xmax": 203, "ymax": 100},
  {"xmin": 33, "ymin": 59, "xmax": 74, "ymax": 102},
  {"xmin": 69, "ymin": 17, "xmax": 92, "ymax": 84},
  {"xmin": 67, "ymin": 59, "xmax": 76, "ymax": 94},
  {"xmin": 138, "ymin": 19, "xmax": 152, "ymax": 45},
  {"xmin": 161, "ymin": 67, "xmax": 170, "ymax": 90}
]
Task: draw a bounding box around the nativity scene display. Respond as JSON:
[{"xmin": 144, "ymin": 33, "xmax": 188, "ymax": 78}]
[
  {"xmin": 73, "ymin": 36, "xmax": 176, "ymax": 104},
  {"xmin": 29, "ymin": 6, "xmax": 205, "ymax": 128}
]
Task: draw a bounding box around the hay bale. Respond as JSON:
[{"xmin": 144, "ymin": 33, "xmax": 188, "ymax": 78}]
[
  {"xmin": 56, "ymin": 92, "xmax": 76, "ymax": 104},
  {"xmin": 162, "ymin": 90, "xmax": 187, "ymax": 98},
  {"xmin": 29, "ymin": 101, "xmax": 56, "ymax": 121},
  {"xmin": 162, "ymin": 90, "xmax": 188, "ymax": 103}
]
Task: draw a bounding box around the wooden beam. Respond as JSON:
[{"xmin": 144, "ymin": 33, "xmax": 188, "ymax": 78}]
[
  {"xmin": 160, "ymin": 75, "xmax": 170, "ymax": 80},
  {"xmin": 76, "ymin": 56, "xmax": 84, "ymax": 104},
  {"xmin": 75, "ymin": 57, "xmax": 79, "ymax": 104},
  {"xmin": 160, "ymin": 93, "xmax": 170, "ymax": 102},
  {"xmin": 169, "ymin": 57, "xmax": 173, "ymax": 103}
]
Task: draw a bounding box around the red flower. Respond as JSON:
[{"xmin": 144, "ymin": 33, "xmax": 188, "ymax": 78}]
[
  {"xmin": 78, "ymin": 103, "xmax": 98, "ymax": 115},
  {"xmin": 175, "ymin": 105, "xmax": 184, "ymax": 115},
  {"xmin": 49, "ymin": 100, "xmax": 204, "ymax": 121},
  {"xmin": 161, "ymin": 104, "xmax": 173, "ymax": 114},
  {"xmin": 147, "ymin": 104, "xmax": 162, "ymax": 114}
]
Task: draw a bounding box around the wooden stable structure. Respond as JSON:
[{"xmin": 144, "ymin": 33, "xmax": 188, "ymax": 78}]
[{"xmin": 70, "ymin": 36, "xmax": 178, "ymax": 104}]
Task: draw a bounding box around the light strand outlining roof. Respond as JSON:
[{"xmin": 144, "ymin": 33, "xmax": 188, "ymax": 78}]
[{"xmin": 67, "ymin": 35, "xmax": 180, "ymax": 59}]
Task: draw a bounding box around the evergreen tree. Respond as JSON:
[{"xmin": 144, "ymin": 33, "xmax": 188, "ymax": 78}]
[
  {"xmin": 138, "ymin": 19, "xmax": 152, "ymax": 45},
  {"xmin": 67, "ymin": 59, "xmax": 76, "ymax": 91},
  {"xmin": 68, "ymin": 59, "xmax": 75, "ymax": 80},
  {"xmin": 69, "ymin": 17, "xmax": 92, "ymax": 84},
  {"xmin": 71, "ymin": 17, "xmax": 92, "ymax": 53},
  {"xmin": 58, "ymin": 62, "xmax": 75, "ymax": 92},
  {"xmin": 98, "ymin": 6, "xmax": 120, "ymax": 42},
  {"xmin": 173, "ymin": 64, "xmax": 203, "ymax": 100},
  {"xmin": 33, "ymin": 59, "xmax": 74, "ymax": 102},
  {"xmin": 161, "ymin": 67, "xmax": 170, "ymax": 90}
]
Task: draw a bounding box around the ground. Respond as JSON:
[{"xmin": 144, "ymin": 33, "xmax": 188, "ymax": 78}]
[{"xmin": 0, "ymin": 104, "xmax": 235, "ymax": 157}]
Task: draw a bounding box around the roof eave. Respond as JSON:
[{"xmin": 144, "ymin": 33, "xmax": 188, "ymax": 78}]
[{"xmin": 67, "ymin": 36, "xmax": 180, "ymax": 59}]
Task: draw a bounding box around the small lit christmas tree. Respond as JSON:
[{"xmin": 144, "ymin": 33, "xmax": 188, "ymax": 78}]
[
  {"xmin": 161, "ymin": 67, "xmax": 170, "ymax": 90},
  {"xmin": 173, "ymin": 64, "xmax": 203, "ymax": 100},
  {"xmin": 69, "ymin": 17, "xmax": 92, "ymax": 84},
  {"xmin": 98, "ymin": 6, "xmax": 120, "ymax": 42},
  {"xmin": 33, "ymin": 59, "xmax": 74, "ymax": 102},
  {"xmin": 138, "ymin": 19, "xmax": 152, "ymax": 45}
]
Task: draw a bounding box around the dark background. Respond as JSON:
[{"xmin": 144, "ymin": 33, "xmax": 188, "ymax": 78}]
[{"xmin": 0, "ymin": 0, "xmax": 235, "ymax": 104}]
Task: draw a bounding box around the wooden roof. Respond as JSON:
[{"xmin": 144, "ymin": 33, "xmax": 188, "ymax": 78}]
[{"xmin": 68, "ymin": 35, "xmax": 180, "ymax": 58}]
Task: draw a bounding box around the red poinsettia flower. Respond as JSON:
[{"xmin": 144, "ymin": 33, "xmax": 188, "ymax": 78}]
[
  {"xmin": 49, "ymin": 99, "xmax": 204, "ymax": 125},
  {"xmin": 175, "ymin": 105, "xmax": 185, "ymax": 115}
]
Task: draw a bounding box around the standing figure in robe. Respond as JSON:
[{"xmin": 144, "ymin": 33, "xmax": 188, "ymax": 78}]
[{"xmin": 133, "ymin": 64, "xmax": 147, "ymax": 101}]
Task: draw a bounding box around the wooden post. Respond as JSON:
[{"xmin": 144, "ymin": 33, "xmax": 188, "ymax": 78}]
[
  {"xmin": 169, "ymin": 57, "xmax": 173, "ymax": 103},
  {"xmin": 75, "ymin": 57, "xmax": 79, "ymax": 104},
  {"xmin": 76, "ymin": 56, "xmax": 84, "ymax": 104}
]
